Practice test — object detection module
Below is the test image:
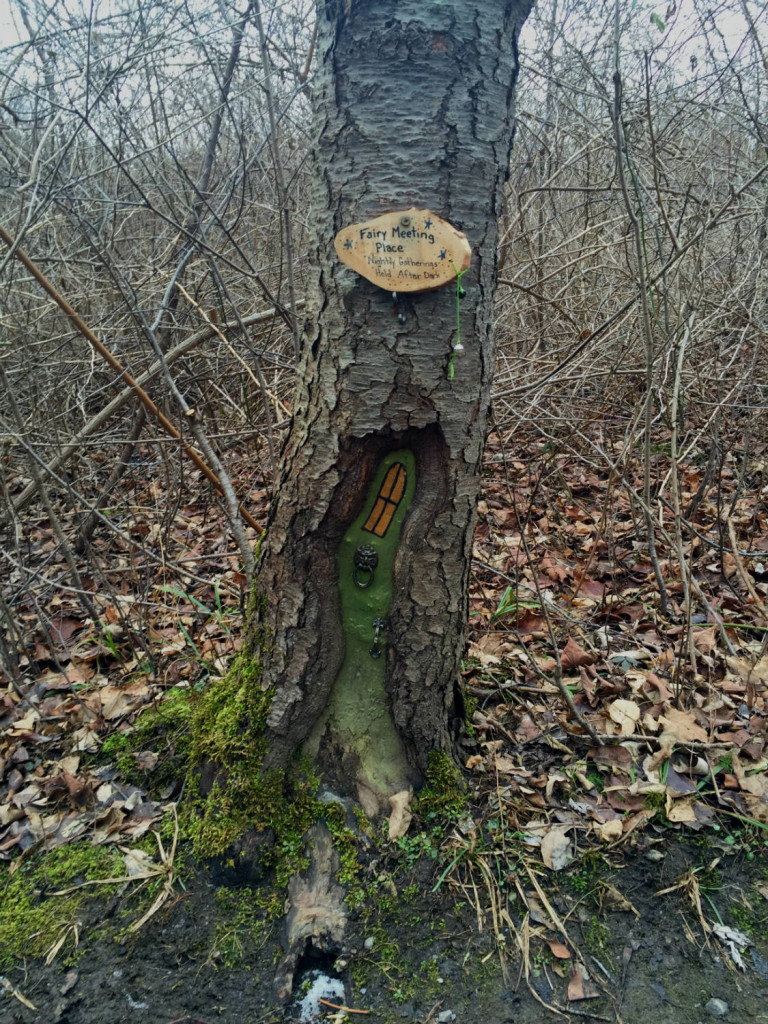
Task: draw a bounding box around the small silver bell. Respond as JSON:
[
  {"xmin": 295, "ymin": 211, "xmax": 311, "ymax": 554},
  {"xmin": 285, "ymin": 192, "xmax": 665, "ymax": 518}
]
[{"xmin": 452, "ymin": 342, "xmax": 465, "ymax": 355}]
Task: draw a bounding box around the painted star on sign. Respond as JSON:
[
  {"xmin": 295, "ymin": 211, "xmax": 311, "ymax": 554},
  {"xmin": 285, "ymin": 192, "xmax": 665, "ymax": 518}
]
[
  {"xmin": 439, "ymin": 249, "xmax": 447, "ymax": 260},
  {"xmin": 345, "ymin": 239, "xmax": 353, "ymax": 249},
  {"xmin": 424, "ymin": 218, "xmax": 432, "ymax": 229}
]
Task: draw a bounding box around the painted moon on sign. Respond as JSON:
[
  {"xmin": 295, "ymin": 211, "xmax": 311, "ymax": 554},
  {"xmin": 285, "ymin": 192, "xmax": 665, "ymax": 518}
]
[{"xmin": 334, "ymin": 208, "xmax": 471, "ymax": 292}]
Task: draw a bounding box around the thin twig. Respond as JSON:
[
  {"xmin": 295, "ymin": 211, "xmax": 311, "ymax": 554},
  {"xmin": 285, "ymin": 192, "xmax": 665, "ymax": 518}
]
[{"xmin": 0, "ymin": 224, "xmax": 263, "ymax": 537}]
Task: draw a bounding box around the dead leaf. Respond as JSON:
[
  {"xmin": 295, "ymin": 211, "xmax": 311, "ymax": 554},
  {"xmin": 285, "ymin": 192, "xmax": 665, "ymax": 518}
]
[
  {"xmin": 597, "ymin": 881, "xmax": 639, "ymax": 917},
  {"xmin": 592, "ymin": 744, "xmax": 634, "ymax": 772},
  {"xmin": 713, "ymin": 923, "xmax": 751, "ymax": 970},
  {"xmin": 608, "ymin": 698, "xmax": 640, "ymax": 735},
  {"xmin": 665, "ymin": 794, "xmax": 698, "ymax": 823},
  {"xmin": 540, "ymin": 826, "xmax": 572, "ymax": 871},
  {"xmin": 644, "ymin": 671, "xmax": 673, "ymax": 702},
  {"xmin": 610, "ymin": 648, "xmax": 653, "ymax": 663},
  {"xmin": 49, "ymin": 617, "xmax": 85, "ymax": 645},
  {"xmin": 71, "ymin": 727, "xmax": 100, "ymax": 752},
  {"xmin": 515, "ymin": 714, "xmax": 541, "ymax": 742},
  {"xmin": 123, "ymin": 848, "xmax": 156, "ymax": 877},
  {"xmin": 387, "ymin": 790, "xmax": 412, "ymax": 840},
  {"xmin": 91, "ymin": 805, "xmax": 126, "ymax": 844},
  {"xmin": 10, "ymin": 708, "xmax": 40, "ymax": 734},
  {"xmin": 493, "ymin": 754, "xmax": 521, "ymax": 774},
  {"xmin": 576, "ymin": 578, "xmax": 605, "ymax": 600},
  {"xmin": 561, "ymin": 636, "xmax": 597, "ymax": 669},
  {"xmin": 664, "ymin": 765, "xmax": 698, "ymax": 796},
  {"xmin": 659, "ymin": 707, "xmax": 708, "ymax": 743},
  {"xmin": 60, "ymin": 971, "xmax": 78, "ymax": 995},
  {"xmin": 732, "ymin": 753, "xmax": 768, "ymax": 822},
  {"xmin": 546, "ymin": 939, "xmax": 571, "ymax": 959},
  {"xmin": 646, "ymin": 731, "xmax": 676, "ymax": 771},
  {"xmin": 86, "ymin": 682, "xmax": 148, "ymax": 721},
  {"xmin": 567, "ymin": 962, "xmax": 599, "ymax": 1001},
  {"xmin": 580, "ymin": 667, "xmax": 598, "ymax": 707},
  {"xmin": 692, "ymin": 626, "xmax": 718, "ymax": 654},
  {"xmin": 0, "ymin": 977, "xmax": 37, "ymax": 1010},
  {"xmin": 597, "ymin": 819, "xmax": 623, "ymax": 842},
  {"xmin": 133, "ymin": 751, "xmax": 159, "ymax": 771}
]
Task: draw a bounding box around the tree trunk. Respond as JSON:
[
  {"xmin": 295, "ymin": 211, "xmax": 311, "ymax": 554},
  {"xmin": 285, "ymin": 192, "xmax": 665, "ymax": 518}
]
[{"xmin": 240, "ymin": 0, "xmax": 532, "ymax": 814}]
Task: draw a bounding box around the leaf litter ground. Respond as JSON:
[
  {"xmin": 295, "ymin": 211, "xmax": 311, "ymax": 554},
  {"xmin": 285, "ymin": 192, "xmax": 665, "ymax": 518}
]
[{"xmin": 1, "ymin": 425, "xmax": 768, "ymax": 1023}]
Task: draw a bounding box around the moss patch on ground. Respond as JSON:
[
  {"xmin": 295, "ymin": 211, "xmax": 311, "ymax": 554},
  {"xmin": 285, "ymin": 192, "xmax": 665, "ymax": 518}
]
[
  {"xmin": 209, "ymin": 886, "xmax": 282, "ymax": 967},
  {"xmin": 98, "ymin": 685, "xmax": 194, "ymax": 789},
  {"xmin": 0, "ymin": 844, "xmax": 124, "ymax": 967}
]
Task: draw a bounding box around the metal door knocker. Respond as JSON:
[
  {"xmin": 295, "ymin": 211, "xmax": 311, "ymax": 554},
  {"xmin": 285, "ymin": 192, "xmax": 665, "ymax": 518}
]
[
  {"xmin": 353, "ymin": 544, "xmax": 378, "ymax": 588},
  {"xmin": 370, "ymin": 618, "xmax": 385, "ymax": 659}
]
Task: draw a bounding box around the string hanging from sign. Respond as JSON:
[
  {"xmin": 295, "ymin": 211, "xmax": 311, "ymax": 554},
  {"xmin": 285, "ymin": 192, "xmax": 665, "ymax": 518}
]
[{"xmin": 448, "ymin": 261, "xmax": 468, "ymax": 380}]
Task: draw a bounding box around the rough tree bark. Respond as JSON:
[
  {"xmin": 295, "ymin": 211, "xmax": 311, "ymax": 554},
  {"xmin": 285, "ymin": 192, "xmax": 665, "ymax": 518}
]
[
  {"xmin": 255, "ymin": 0, "xmax": 533, "ymax": 807},
  {"xmin": 204, "ymin": 0, "xmax": 532, "ymax": 822}
]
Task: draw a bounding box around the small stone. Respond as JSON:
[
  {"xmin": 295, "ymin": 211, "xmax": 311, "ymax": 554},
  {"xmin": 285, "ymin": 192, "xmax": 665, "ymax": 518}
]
[
  {"xmin": 705, "ymin": 998, "xmax": 729, "ymax": 1017},
  {"xmin": 437, "ymin": 1012, "xmax": 456, "ymax": 1023},
  {"xmin": 364, "ymin": 936, "xmax": 375, "ymax": 950},
  {"xmin": 60, "ymin": 971, "xmax": 78, "ymax": 995}
]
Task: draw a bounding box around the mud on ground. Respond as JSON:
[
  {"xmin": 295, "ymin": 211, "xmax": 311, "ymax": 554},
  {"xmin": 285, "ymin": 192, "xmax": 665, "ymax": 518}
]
[{"xmin": 3, "ymin": 831, "xmax": 767, "ymax": 1024}]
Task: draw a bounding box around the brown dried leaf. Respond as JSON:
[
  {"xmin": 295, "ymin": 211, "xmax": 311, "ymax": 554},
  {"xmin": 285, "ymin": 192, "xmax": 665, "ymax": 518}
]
[
  {"xmin": 546, "ymin": 939, "xmax": 571, "ymax": 959},
  {"xmin": 608, "ymin": 698, "xmax": 640, "ymax": 735},
  {"xmin": 659, "ymin": 708, "xmax": 708, "ymax": 743},
  {"xmin": 732, "ymin": 753, "xmax": 768, "ymax": 822},
  {"xmin": 692, "ymin": 626, "xmax": 718, "ymax": 654},
  {"xmin": 540, "ymin": 826, "xmax": 572, "ymax": 871},
  {"xmin": 644, "ymin": 672, "xmax": 673, "ymax": 702},
  {"xmin": 567, "ymin": 963, "xmax": 599, "ymax": 1002},
  {"xmin": 597, "ymin": 819, "xmax": 623, "ymax": 842},
  {"xmin": 665, "ymin": 794, "xmax": 698, "ymax": 823},
  {"xmin": 561, "ymin": 636, "xmax": 597, "ymax": 669},
  {"xmin": 49, "ymin": 617, "xmax": 86, "ymax": 645}
]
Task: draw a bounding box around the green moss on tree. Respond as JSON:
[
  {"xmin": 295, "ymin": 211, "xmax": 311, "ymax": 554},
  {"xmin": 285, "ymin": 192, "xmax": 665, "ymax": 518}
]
[
  {"xmin": 182, "ymin": 588, "xmax": 320, "ymax": 884},
  {"xmin": 414, "ymin": 751, "xmax": 468, "ymax": 819}
]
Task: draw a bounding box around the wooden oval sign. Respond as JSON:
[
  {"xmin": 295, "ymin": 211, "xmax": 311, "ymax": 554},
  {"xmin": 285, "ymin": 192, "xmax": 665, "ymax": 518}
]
[{"xmin": 334, "ymin": 208, "xmax": 470, "ymax": 292}]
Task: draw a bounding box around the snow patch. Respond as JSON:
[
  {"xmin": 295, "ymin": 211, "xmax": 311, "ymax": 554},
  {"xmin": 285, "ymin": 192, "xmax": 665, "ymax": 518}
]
[{"xmin": 296, "ymin": 969, "xmax": 345, "ymax": 1023}]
